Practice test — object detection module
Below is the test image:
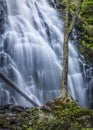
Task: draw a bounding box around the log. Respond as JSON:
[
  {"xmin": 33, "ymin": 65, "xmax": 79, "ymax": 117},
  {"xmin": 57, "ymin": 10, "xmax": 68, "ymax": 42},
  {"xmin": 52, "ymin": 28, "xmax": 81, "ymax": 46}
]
[{"xmin": 0, "ymin": 72, "xmax": 39, "ymax": 107}]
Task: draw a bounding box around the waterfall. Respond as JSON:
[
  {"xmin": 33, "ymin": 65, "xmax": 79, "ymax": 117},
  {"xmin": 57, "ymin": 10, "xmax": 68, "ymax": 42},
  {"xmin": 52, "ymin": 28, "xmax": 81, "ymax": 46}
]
[{"xmin": 0, "ymin": 0, "xmax": 87, "ymax": 107}]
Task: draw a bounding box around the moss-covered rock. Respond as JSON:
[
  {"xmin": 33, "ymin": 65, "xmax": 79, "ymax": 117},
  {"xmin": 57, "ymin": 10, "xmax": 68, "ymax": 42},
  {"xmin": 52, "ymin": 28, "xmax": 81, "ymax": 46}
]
[
  {"xmin": 0, "ymin": 99, "xmax": 93, "ymax": 130},
  {"xmin": 21, "ymin": 100, "xmax": 93, "ymax": 130},
  {"xmin": 76, "ymin": 0, "xmax": 93, "ymax": 65}
]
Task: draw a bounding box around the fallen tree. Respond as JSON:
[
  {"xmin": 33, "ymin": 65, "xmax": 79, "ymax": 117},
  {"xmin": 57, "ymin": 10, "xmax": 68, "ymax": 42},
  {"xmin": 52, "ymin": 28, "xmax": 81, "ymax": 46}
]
[{"xmin": 0, "ymin": 72, "xmax": 39, "ymax": 107}]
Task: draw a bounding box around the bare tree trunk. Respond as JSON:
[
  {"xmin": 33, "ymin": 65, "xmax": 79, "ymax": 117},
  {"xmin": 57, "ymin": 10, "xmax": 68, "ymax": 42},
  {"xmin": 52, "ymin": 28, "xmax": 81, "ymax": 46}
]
[
  {"xmin": 0, "ymin": 72, "xmax": 39, "ymax": 107},
  {"xmin": 60, "ymin": 0, "xmax": 83, "ymax": 103}
]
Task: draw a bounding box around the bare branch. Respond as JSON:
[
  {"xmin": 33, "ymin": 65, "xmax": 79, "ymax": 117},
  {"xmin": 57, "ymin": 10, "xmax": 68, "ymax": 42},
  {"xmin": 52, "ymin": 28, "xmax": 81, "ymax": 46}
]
[
  {"xmin": 68, "ymin": 0, "xmax": 83, "ymax": 36},
  {"xmin": 64, "ymin": 0, "xmax": 71, "ymax": 30}
]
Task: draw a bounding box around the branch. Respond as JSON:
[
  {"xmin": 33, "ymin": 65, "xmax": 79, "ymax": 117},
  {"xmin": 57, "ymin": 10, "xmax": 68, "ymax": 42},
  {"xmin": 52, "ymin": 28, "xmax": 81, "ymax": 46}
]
[
  {"xmin": 68, "ymin": 0, "xmax": 83, "ymax": 36},
  {"xmin": 0, "ymin": 72, "xmax": 39, "ymax": 107},
  {"xmin": 64, "ymin": 0, "xmax": 71, "ymax": 30}
]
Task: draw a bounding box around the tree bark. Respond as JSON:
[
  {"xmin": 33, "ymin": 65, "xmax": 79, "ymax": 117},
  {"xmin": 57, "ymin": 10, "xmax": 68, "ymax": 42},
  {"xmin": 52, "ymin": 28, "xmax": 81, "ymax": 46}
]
[
  {"xmin": 60, "ymin": 0, "xmax": 83, "ymax": 102},
  {"xmin": 0, "ymin": 72, "xmax": 39, "ymax": 107}
]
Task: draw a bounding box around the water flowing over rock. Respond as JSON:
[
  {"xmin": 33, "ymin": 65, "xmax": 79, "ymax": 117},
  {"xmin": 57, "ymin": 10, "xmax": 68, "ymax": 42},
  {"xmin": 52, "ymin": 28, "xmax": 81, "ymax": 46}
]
[{"xmin": 0, "ymin": 0, "xmax": 88, "ymax": 107}]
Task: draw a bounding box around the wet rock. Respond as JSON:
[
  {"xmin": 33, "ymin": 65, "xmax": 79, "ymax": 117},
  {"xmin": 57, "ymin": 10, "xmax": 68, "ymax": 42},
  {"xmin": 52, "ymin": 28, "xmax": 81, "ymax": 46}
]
[{"xmin": 0, "ymin": 0, "xmax": 8, "ymax": 34}]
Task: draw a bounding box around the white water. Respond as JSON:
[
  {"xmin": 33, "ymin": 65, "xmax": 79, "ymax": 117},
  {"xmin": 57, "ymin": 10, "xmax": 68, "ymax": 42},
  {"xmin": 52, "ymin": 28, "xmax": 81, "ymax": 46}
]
[{"xmin": 0, "ymin": 0, "xmax": 87, "ymax": 107}]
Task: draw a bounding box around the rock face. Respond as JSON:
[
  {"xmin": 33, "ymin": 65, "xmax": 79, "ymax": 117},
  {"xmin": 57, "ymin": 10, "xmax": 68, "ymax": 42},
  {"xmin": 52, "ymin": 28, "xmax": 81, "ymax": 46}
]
[
  {"xmin": 0, "ymin": 0, "xmax": 10, "ymax": 106},
  {"xmin": 0, "ymin": 0, "xmax": 7, "ymax": 34},
  {"xmin": 0, "ymin": 0, "xmax": 8, "ymax": 59},
  {"xmin": 77, "ymin": 0, "xmax": 93, "ymax": 65},
  {"xmin": 76, "ymin": 19, "xmax": 93, "ymax": 65},
  {"xmin": 54, "ymin": 0, "xmax": 66, "ymax": 17}
]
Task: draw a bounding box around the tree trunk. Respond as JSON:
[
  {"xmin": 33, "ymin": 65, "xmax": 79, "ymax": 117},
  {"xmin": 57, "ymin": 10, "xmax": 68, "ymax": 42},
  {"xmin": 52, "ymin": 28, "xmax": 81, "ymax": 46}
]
[
  {"xmin": 61, "ymin": 33, "xmax": 69, "ymax": 95},
  {"xmin": 0, "ymin": 72, "xmax": 39, "ymax": 107},
  {"xmin": 60, "ymin": 0, "xmax": 83, "ymax": 103},
  {"xmin": 60, "ymin": 31, "xmax": 73, "ymax": 103}
]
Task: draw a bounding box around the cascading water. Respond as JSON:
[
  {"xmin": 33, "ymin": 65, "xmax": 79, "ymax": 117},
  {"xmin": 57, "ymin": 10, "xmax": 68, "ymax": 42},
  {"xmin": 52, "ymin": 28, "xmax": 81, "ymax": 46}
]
[{"xmin": 0, "ymin": 0, "xmax": 87, "ymax": 107}]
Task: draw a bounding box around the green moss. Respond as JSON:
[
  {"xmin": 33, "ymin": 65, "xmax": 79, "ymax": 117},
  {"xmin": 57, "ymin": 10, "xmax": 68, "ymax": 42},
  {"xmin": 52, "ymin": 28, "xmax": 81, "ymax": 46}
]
[
  {"xmin": 0, "ymin": 99, "xmax": 93, "ymax": 130},
  {"xmin": 25, "ymin": 99, "xmax": 93, "ymax": 130},
  {"xmin": 78, "ymin": 0, "xmax": 93, "ymax": 63},
  {"xmin": 80, "ymin": 0, "xmax": 93, "ymax": 24}
]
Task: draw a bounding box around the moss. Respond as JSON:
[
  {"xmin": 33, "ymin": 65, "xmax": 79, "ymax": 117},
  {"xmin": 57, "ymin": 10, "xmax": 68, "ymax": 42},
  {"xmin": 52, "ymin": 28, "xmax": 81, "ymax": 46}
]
[
  {"xmin": 0, "ymin": 99, "xmax": 93, "ymax": 130},
  {"xmin": 24, "ymin": 99, "xmax": 93, "ymax": 130},
  {"xmin": 77, "ymin": 0, "xmax": 93, "ymax": 64}
]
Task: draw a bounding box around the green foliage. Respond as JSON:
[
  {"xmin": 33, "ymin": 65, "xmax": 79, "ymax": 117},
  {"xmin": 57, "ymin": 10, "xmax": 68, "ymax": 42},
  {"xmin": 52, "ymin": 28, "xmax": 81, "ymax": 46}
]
[
  {"xmin": 59, "ymin": 0, "xmax": 93, "ymax": 64},
  {"xmin": 27, "ymin": 127, "xmax": 33, "ymax": 130},
  {"xmin": 23, "ymin": 124, "xmax": 28, "ymax": 129},
  {"xmin": 78, "ymin": 0, "xmax": 93, "ymax": 63},
  {"xmin": 80, "ymin": 0, "xmax": 93, "ymax": 24},
  {"xmin": 60, "ymin": 0, "xmax": 80, "ymax": 13}
]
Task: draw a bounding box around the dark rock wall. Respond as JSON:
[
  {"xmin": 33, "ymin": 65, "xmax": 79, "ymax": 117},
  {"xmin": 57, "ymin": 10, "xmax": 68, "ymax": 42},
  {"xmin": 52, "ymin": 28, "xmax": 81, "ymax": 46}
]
[{"xmin": 0, "ymin": 0, "xmax": 7, "ymax": 34}]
